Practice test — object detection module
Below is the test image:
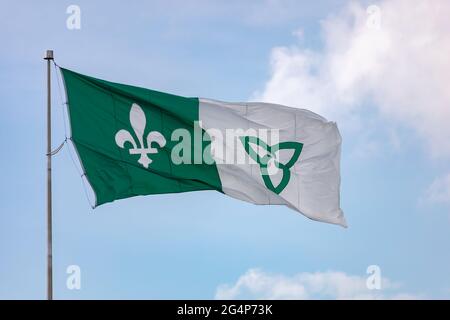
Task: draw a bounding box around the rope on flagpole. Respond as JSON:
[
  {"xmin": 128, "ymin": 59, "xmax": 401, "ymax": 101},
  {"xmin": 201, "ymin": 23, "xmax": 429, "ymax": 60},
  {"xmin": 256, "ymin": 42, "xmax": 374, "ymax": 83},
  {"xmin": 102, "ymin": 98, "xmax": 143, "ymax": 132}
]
[
  {"xmin": 46, "ymin": 138, "xmax": 67, "ymax": 156},
  {"xmin": 52, "ymin": 61, "xmax": 95, "ymax": 210}
]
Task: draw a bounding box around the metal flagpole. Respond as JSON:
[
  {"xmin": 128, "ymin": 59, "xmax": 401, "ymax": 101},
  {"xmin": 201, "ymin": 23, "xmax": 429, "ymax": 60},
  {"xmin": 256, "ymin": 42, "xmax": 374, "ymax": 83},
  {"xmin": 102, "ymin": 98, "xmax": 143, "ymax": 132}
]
[{"xmin": 44, "ymin": 49, "xmax": 54, "ymax": 300}]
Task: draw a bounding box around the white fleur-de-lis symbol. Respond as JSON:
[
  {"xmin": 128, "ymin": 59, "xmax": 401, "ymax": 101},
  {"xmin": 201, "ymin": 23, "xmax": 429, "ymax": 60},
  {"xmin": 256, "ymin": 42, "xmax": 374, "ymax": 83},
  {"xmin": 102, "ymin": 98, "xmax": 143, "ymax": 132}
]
[{"xmin": 115, "ymin": 103, "xmax": 166, "ymax": 168}]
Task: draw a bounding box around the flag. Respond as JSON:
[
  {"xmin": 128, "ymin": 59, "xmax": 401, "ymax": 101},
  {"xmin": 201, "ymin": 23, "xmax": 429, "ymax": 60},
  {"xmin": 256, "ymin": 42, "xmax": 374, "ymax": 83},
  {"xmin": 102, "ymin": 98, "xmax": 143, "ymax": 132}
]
[{"xmin": 61, "ymin": 68, "xmax": 346, "ymax": 227}]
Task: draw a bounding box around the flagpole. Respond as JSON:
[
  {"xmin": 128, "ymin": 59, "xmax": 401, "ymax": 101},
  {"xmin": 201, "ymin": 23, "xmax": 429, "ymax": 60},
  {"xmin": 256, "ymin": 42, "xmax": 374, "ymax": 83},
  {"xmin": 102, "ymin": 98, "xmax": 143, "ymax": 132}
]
[{"xmin": 44, "ymin": 49, "xmax": 54, "ymax": 300}]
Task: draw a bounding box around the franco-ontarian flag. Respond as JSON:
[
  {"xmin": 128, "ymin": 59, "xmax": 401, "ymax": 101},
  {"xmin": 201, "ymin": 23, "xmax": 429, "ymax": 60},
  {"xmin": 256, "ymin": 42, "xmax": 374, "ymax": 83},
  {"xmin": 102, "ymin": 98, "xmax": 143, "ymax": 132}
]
[{"xmin": 61, "ymin": 68, "xmax": 346, "ymax": 227}]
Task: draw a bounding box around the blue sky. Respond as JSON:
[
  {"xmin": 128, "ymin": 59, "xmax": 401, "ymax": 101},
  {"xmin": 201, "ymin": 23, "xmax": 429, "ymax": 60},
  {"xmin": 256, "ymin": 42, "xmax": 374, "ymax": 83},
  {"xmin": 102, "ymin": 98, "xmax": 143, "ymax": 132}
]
[{"xmin": 1, "ymin": 0, "xmax": 449, "ymax": 299}]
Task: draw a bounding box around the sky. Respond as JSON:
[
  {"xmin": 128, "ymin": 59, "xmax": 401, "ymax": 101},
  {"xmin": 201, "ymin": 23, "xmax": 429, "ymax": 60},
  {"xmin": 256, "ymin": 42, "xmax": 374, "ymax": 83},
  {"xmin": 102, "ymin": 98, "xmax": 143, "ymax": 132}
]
[{"xmin": 0, "ymin": 0, "xmax": 449, "ymax": 299}]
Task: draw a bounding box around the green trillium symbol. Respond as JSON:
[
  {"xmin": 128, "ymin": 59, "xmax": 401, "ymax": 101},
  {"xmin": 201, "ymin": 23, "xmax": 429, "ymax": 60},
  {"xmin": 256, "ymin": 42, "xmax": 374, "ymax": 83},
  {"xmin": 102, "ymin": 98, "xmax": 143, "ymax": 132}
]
[{"xmin": 240, "ymin": 136, "xmax": 303, "ymax": 194}]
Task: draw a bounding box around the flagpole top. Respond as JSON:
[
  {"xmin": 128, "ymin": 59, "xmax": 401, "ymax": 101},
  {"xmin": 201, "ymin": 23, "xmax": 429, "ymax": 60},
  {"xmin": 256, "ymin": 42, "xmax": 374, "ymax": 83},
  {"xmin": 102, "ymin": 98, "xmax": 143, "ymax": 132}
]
[{"xmin": 44, "ymin": 50, "xmax": 54, "ymax": 60}]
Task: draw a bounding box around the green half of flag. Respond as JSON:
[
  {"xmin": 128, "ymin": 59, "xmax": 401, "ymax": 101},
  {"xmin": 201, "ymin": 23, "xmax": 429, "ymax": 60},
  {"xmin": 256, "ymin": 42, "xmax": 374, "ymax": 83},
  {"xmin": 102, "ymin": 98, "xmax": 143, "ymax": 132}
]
[{"xmin": 61, "ymin": 68, "xmax": 222, "ymax": 206}]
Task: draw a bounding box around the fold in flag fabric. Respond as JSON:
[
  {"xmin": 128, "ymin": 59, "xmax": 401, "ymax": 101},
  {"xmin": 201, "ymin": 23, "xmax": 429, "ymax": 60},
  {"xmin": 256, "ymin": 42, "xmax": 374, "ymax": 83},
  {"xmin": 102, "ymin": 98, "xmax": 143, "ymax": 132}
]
[{"xmin": 61, "ymin": 68, "xmax": 346, "ymax": 227}]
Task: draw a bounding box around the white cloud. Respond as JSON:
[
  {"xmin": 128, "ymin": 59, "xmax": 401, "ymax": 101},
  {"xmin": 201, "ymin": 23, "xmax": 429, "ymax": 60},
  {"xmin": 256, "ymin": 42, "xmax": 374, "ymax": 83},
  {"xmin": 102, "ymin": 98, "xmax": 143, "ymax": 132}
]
[
  {"xmin": 215, "ymin": 268, "xmax": 418, "ymax": 300},
  {"xmin": 424, "ymin": 173, "xmax": 450, "ymax": 204},
  {"xmin": 254, "ymin": 0, "xmax": 450, "ymax": 158}
]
